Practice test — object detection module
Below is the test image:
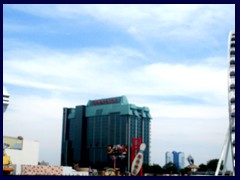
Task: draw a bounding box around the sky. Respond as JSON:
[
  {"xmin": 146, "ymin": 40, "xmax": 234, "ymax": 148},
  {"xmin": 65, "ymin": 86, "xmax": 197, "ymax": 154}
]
[{"xmin": 3, "ymin": 4, "xmax": 235, "ymax": 170}]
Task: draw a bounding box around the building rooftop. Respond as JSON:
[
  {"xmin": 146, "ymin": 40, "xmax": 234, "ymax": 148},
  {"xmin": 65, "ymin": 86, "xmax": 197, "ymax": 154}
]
[
  {"xmin": 86, "ymin": 96, "xmax": 151, "ymax": 118},
  {"xmin": 87, "ymin": 96, "xmax": 128, "ymax": 106}
]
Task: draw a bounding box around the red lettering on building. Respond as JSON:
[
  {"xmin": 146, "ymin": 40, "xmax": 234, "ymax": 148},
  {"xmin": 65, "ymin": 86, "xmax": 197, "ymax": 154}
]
[{"xmin": 92, "ymin": 98, "xmax": 119, "ymax": 106}]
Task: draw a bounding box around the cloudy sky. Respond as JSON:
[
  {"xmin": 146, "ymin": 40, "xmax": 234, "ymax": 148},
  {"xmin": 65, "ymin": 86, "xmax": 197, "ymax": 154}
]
[{"xmin": 3, "ymin": 4, "xmax": 235, "ymax": 169}]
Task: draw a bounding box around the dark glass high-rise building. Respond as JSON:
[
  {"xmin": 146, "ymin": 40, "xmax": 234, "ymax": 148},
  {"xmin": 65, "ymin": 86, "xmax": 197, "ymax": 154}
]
[
  {"xmin": 61, "ymin": 105, "xmax": 87, "ymax": 166},
  {"xmin": 61, "ymin": 96, "xmax": 151, "ymax": 171}
]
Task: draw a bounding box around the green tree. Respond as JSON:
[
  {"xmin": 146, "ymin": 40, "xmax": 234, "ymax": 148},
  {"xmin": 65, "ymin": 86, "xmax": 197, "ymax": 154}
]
[
  {"xmin": 150, "ymin": 164, "xmax": 163, "ymax": 175},
  {"xmin": 143, "ymin": 163, "xmax": 163, "ymax": 175},
  {"xmin": 198, "ymin": 163, "xmax": 208, "ymax": 172},
  {"xmin": 142, "ymin": 163, "xmax": 150, "ymax": 174},
  {"xmin": 179, "ymin": 167, "xmax": 190, "ymax": 175},
  {"xmin": 163, "ymin": 162, "xmax": 179, "ymax": 174},
  {"xmin": 207, "ymin": 159, "xmax": 223, "ymax": 171}
]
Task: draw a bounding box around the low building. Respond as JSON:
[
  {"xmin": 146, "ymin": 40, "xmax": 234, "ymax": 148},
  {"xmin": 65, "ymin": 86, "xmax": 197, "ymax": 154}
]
[{"xmin": 4, "ymin": 136, "xmax": 39, "ymax": 175}]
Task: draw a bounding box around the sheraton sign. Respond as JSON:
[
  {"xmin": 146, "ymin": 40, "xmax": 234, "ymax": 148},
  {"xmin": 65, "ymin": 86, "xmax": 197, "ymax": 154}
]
[{"xmin": 92, "ymin": 98, "xmax": 120, "ymax": 105}]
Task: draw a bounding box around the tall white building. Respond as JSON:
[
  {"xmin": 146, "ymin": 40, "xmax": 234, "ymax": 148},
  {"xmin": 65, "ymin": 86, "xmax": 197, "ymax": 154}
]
[
  {"xmin": 165, "ymin": 151, "xmax": 173, "ymax": 164},
  {"xmin": 178, "ymin": 152, "xmax": 185, "ymax": 170}
]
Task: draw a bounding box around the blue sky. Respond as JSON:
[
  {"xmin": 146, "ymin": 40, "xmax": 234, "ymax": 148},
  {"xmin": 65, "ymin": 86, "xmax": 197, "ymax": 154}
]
[{"xmin": 3, "ymin": 4, "xmax": 235, "ymax": 169}]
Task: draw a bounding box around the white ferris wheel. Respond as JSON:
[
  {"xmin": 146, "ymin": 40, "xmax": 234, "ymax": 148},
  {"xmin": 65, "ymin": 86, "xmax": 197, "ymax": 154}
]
[{"xmin": 215, "ymin": 31, "xmax": 235, "ymax": 176}]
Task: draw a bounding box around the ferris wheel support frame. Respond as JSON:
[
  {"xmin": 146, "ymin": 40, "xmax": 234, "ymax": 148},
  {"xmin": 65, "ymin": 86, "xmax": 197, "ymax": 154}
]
[{"xmin": 215, "ymin": 31, "xmax": 235, "ymax": 176}]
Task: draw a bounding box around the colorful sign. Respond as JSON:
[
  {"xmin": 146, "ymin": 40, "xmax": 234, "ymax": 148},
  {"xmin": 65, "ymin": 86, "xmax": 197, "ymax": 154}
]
[
  {"xmin": 3, "ymin": 136, "xmax": 23, "ymax": 150},
  {"xmin": 131, "ymin": 143, "xmax": 146, "ymax": 176},
  {"xmin": 92, "ymin": 98, "xmax": 120, "ymax": 106}
]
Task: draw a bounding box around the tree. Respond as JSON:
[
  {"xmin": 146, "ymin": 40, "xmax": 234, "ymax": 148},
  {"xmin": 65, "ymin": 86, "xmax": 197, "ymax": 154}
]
[
  {"xmin": 198, "ymin": 163, "xmax": 208, "ymax": 172},
  {"xmin": 150, "ymin": 164, "xmax": 163, "ymax": 175},
  {"xmin": 207, "ymin": 159, "xmax": 223, "ymax": 172},
  {"xmin": 179, "ymin": 168, "xmax": 190, "ymax": 175},
  {"xmin": 143, "ymin": 163, "xmax": 163, "ymax": 175},
  {"xmin": 163, "ymin": 162, "xmax": 179, "ymax": 174},
  {"xmin": 143, "ymin": 163, "xmax": 150, "ymax": 174}
]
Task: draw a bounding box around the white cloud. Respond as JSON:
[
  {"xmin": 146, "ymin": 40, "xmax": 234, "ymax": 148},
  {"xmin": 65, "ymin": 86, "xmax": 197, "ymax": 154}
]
[
  {"xmin": 5, "ymin": 4, "xmax": 235, "ymax": 42},
  {"xmin": 4, "ymin": 42, "xmax": 228, "ymax": 100},
  {"xmin": 4, "ymin": 42, "xmax": 228, "ymax": 121}
]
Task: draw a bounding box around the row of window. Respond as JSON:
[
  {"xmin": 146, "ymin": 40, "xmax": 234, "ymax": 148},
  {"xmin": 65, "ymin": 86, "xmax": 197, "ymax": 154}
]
[{"xmin": 87, "ymin": 115, "xmax": 129, "ymax": 146}]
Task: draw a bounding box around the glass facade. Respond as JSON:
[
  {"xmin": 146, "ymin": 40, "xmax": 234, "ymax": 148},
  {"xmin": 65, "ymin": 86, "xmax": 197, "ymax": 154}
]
[
  {"xmin": 86, "ymin": 114, "xmax": 129, "ymax": 164},
  {"xmin": 61, "ymin": 96, "xmax": 151, "ymax": 170},
  {"xmin": 165, "ymin": 151, "xmax": 173, "ymax": 164},
  {"xmin": 61, "ymin": 106, "xmax": 86, "ymax": 166},
  {"xmin": 171, "ymin": 151, "xmax": 185, "ymax": 170},
  {"xmin": 178, "ymin": 152, "xmax": 185, "ymax": 169},
  {"xmin": 86, "ymin": 96, "xmax": 151, "ymax": 170}
]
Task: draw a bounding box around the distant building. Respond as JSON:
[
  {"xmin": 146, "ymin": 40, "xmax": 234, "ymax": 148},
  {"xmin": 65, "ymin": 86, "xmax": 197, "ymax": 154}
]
[
  {"xmin": 178, "ymin": 152, "xmax": 185, "ymax": 169},
  {"xmin": 61, "ymin": 96, "xmax": 152, "ymax": 171},
  {"xmin": 165, "ymin": 151, "xmax": 173, "ymax": 164},
  {"xmin": 166, "ymin": 151, "xmax": 185, "ymax": 170}
]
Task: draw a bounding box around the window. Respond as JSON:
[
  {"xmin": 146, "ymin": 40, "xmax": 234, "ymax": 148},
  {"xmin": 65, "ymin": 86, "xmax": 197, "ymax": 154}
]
[
  {"xmin": 230, "ymin": 51, "xmax": 235, "ymax": 56},
  {"xmin": 230, "ymin": 84, "xmax": 235, "ymax": 90},
  {"xmin": 96, "ymin": 109, "xmax": 103, "ymax": 116},
  {"xmin": 230, "ymin": 71, "xmax": 235, "ymax": 77},
  {"xmin": 230, "ymin": 59, "xmax": 235, "ymax": 66},
  {"xmin": 230, "ymin": 98, "xmax": 235, "ymax": 104}
]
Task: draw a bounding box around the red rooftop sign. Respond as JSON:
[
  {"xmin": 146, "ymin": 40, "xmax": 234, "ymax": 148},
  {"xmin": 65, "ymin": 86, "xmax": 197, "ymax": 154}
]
[{"xmin": 92, "ymin": 98, "xmax": 120, "ymax": 106}]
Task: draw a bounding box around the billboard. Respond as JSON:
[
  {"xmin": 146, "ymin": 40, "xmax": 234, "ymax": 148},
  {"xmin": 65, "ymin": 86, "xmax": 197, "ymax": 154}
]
[{"xmin": 3, "ymin": 136, "xmax": 23, "ymax": 150}]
